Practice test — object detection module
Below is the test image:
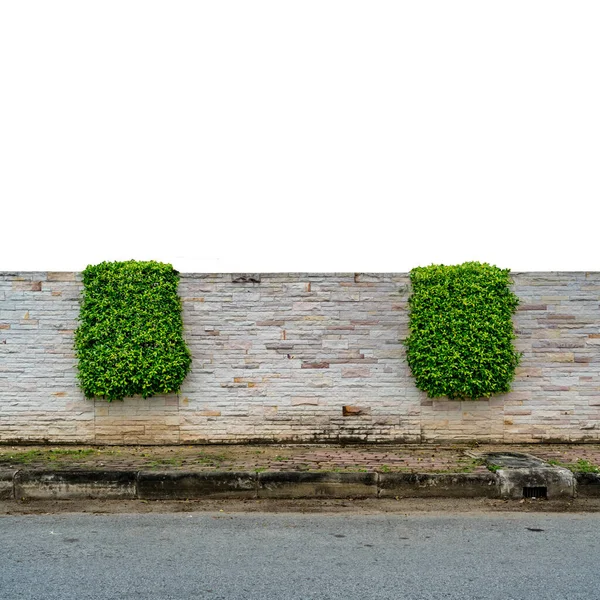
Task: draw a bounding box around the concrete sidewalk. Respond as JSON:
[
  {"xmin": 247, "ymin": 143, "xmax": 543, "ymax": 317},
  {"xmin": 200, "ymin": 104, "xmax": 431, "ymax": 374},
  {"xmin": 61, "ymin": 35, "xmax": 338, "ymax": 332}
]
[
  {"xmin": 3, "ymin": 443, "xmax": 600, "ymax": 473},
  {"xmin": 1, "ymin": 443, "xmax": 600, "ymax": 502}
]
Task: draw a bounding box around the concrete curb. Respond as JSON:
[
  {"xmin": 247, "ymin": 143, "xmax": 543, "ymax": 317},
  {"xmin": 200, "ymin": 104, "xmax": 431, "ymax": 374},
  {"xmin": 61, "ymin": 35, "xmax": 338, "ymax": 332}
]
[
  {"xmin": 13, "ymin": 470, "xmax": 137, "ymax": 500},
  {"xmin": 138, "ymin": 471, "xmax": 257, "ymax": 500},
  {"xmin": 574, "ymin": 473, "xmax": 600, "ymax": 497},
  {"xmin": 378, "ymin": 472, "xmax": 499, "ymax": 498},
  {"xmin": 0, "ymin": 469, "xmax": 17, "ymax": 500},
  {"xmin": 257, "ymin": 471, "xmax": 377, "ymax": 499},
  {"xmin": 1, "ymin": 468, "xmax": 587, "ymax": 501}
]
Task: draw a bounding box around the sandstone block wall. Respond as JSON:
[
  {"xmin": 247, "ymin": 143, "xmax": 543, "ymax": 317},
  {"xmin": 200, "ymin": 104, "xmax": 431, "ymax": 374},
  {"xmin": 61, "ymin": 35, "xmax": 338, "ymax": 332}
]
[{"xmin": 1, "ymin": 271, "xmax": 599, "ymax": 444}]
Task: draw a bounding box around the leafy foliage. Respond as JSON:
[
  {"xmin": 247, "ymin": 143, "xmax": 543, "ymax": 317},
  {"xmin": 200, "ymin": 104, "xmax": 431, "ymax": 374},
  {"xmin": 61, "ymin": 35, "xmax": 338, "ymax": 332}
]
[
  {"xmin": 74, "ymin": 260, "xmax": 191, "ymax": 401},
  {"xmin": 404, "ymin": 262, "xmax": 520, "ymax": 400}
]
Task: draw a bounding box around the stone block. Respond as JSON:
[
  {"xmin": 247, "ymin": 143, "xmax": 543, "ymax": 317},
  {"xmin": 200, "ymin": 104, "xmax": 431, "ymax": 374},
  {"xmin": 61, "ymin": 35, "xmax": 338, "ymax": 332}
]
[
  {"xmin": 11, "ymin": 281, "xmax": 43, "ymax": 291},
  {"xmin": 292, "ymin": 397, "xmax": 320, "ymax": 406},
  {"xmin": 342, "ymin": 367, "xmax": 370, "ymax": 378},
  {"xmin": 47, "ymin": 272, "xmax": 77, "ymax": 281},
  {"xmin": 342, "ymin": 405, "xmax": 370, "ymax": 416}
]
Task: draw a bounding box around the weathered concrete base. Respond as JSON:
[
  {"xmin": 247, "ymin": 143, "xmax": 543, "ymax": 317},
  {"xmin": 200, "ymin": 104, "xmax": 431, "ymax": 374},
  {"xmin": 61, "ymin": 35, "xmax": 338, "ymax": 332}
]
[
  {"xmin": 258, "ymin": 472, "xmax": 377, "ymax": 499},
  {"xmin": 13, "ymin": 471, "xmax": 137, "ymax": 500},
  {"xmin": 138, "ymin": 472, "xmax": 257, "ymax": 500},
  {"xmin": 0, "ymin": 467, "xmax": 584, "ymax": 501},
  {"xmin": 378, "ymin": 472, "xmax": 499, "ymax": 498},
  {"xmin": 0, "ymin": 470, "xmax": 16, "ymax": 500},
  {"xmin": 574, "ymin": 473, "xmax": 600, "ymax": 497},
  {"xmin": 496, "ymin": 467, "xmax": 575, "ymax": 499}
]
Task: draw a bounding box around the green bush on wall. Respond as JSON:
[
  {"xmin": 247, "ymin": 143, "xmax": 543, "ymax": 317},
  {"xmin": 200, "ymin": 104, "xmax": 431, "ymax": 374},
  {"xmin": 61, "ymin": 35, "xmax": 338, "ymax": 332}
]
[
  {"xmin": 74, "ymin": 260, "xmax": 191, "ymax": 401},
  {"xmin": 403, "ymin": 262, "xmax": 520, "ymax": 400}
]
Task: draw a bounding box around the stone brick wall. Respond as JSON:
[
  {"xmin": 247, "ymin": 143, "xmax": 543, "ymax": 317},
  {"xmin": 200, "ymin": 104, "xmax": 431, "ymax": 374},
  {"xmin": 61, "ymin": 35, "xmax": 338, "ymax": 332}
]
[{"xmin": 1, "ymin": 271, "xmax": 599, "ymax": 444}]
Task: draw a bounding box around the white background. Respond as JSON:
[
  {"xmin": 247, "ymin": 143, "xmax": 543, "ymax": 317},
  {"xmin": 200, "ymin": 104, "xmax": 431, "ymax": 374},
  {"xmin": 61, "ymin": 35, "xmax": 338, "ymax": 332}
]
[{"xmin": 1, "ymin": 1, "xmax": 598, "ymax": 273}]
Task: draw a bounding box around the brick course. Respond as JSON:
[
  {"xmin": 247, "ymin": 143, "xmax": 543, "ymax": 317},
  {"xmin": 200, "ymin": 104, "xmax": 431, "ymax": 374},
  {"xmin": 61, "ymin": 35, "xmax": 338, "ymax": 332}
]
[{"xmin": 1, "ymin": 271, "xmax": 599, "ymax": 444}]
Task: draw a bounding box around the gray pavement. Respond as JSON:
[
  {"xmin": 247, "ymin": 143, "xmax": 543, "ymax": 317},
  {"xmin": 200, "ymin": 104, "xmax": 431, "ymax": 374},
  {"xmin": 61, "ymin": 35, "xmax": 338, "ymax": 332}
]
[{"xmin": 1, "ymin": 512, "xmax": 599, "ymax": 599}]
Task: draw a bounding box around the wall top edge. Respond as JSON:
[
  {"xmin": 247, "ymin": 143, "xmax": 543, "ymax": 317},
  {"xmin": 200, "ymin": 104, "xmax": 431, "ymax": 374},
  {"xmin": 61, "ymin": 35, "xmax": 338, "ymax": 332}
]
[{"xmin": 2, "ymin": 270, "xmax": 600, "ymax": 278}]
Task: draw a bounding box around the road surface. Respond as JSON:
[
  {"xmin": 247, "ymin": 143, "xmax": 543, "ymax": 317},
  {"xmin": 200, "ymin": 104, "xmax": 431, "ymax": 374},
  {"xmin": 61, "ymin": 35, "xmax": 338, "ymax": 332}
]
[{"xmin": 1, "ymin": 512, "xmax": 598, "ymax": 599}]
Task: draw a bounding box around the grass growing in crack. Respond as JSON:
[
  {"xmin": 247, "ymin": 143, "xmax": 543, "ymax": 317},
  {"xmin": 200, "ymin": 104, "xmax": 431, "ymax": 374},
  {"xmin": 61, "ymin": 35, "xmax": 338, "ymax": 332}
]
[
  {"xmin": 548, "ymin": 458, "xmax": 600, "ymax": 473},
  {"xmin": 375, "ymin": 460, "xmax": 487, "ymax": 474},
  {"xmin": 147, "ymin": 457, "xmax": 183, "ymax": 469},
  {"xmin": 0, "ymin": 448, "xmax": 97, "ymax": 464},
  {"xmin": 452, "ymin": 457, "xmax": 488, "ymax": 473},
  {"xmin": 195, "ymin": 451, "xmax": 229, "ymax": 465}
]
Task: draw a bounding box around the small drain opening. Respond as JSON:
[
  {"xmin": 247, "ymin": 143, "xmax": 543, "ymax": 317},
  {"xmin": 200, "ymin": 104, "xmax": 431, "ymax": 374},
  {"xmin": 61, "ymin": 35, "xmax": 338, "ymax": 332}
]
[{"xmin": 523, "ymin": 486, "xmax": 547, "ymax": 499}]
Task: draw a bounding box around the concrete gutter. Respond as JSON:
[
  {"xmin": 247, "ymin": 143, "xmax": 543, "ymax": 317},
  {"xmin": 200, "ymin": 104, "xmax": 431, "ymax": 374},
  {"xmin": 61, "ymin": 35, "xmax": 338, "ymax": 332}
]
[{"xmin": 3, "ymin": 467, "xmax": 593, "ymax": 501}]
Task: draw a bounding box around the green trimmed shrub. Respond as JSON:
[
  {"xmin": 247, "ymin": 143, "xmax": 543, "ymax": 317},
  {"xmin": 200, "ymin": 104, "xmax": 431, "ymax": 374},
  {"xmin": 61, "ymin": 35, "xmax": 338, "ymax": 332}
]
[
  {"xmin": 74, "ymin": 260, "xmax": 191, "ymax": 401},
  {"xmin": 404, "ymin": 262, "xmax": 520, "ymax": 400}
]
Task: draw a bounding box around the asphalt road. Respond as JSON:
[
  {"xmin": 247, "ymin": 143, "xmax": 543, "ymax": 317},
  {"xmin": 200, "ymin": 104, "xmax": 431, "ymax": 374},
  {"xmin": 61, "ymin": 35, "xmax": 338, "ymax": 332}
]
[{"xmin": 1, "ymin": 512, "xmax": 598, "ymax": 600}]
